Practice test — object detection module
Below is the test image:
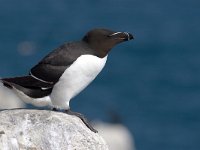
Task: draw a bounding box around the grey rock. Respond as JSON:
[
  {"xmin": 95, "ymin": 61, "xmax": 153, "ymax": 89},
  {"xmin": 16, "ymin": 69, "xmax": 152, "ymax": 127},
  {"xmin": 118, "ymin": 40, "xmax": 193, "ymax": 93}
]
[
  {"xmin": 93, "ymin": 121, "xmax": 135, "ymax": 150},
  {"xmin": 0, "ymin": 109, "xmax": 108, "ymax": 150}
]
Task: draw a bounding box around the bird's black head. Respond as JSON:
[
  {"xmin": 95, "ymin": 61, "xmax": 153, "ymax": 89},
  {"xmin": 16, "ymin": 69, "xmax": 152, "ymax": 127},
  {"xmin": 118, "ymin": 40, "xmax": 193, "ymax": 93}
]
[{"xmin": 82, "ymin": 28, "xmax": 134, "ymax": 58}]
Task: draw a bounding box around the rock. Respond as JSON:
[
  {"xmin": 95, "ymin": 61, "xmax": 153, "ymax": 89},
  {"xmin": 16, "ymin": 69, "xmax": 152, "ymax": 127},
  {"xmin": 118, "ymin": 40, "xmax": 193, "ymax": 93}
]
[
  {"xmin": 93, "ymin": 121, "xmax": 136, "ymax": 150},
  {"xmin": 0, "ymin": 109, "xmax": 108, "ymax": 150}
]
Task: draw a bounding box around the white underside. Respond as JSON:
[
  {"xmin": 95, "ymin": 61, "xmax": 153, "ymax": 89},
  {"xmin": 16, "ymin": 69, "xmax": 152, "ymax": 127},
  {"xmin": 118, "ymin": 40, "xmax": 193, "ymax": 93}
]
[
  {"xmin": 1, "ymin": 54, "xmax": 107, "ymax": 109},
  {"xmin": 50, "ymin": 54, "xmax": 107, "ymax": 109}
]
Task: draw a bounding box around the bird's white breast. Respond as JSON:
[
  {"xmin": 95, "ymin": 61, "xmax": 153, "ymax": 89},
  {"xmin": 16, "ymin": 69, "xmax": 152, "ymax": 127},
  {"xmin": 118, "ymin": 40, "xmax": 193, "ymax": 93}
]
[{"xmin": 50, "ymin": 54, "xmax": 108, "ymax": 109}]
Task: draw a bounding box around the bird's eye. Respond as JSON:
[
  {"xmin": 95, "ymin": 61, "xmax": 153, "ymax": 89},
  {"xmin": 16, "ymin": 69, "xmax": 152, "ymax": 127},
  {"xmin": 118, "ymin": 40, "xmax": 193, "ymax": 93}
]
[{"xmin": 107, "ymin": 35, "xmax": 112, "ymax": 38}]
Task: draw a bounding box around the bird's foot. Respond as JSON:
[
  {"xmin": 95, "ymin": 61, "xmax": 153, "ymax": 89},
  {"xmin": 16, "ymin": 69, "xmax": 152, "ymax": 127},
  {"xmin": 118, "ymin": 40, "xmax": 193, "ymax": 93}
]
[
  {"xmin": 65, "ymin": 109, "xmax": 98, "ymax": 133},
  {"xmin": 52, "ymin": 108, "xmax": 57, "ymax": 111}
]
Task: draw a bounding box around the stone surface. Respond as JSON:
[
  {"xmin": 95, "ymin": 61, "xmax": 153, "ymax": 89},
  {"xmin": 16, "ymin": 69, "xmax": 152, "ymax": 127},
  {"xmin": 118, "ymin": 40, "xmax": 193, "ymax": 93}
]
[
  {"xmin": 93, "ymin": 121, "xmax": 135, "ymax": 150},
  {"xmin": 0, "ymin": 109, "xmax": 108, "ymax": 150}
]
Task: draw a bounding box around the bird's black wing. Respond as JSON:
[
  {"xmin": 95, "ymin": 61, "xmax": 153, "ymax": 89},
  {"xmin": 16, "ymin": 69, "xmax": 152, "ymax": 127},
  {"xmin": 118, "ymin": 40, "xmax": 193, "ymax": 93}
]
[
  {"xmin": 1, "ymin": 76, "xmax": 53, "ymax": 88},
  {"xmin": 1, "ymin": 42, "xmax": 94, "ymax": 98},
  {"xmin": 0, "ymin": 42, "xmax": 83, "ymax": 98},
  {"xmin": 30, "ymin": 42, "xmax": 93, "ymax": 84},
  {"xmin": 1, "ymin": 76, "xmax": 53, "ymax": 98}
]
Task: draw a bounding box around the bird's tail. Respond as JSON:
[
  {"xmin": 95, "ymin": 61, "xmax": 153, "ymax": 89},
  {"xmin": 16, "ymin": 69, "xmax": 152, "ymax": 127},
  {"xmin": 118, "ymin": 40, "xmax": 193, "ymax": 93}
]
[{"xmin": 0, "ymin": 79, "xmax": 52, "ymax": 108}]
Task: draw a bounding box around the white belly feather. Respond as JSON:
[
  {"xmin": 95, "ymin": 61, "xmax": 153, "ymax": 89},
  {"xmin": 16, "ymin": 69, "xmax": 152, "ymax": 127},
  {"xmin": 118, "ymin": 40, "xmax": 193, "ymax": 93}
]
[{"xmin": 50, "ymin": 55, "xmax": 108, "ymax": 109}]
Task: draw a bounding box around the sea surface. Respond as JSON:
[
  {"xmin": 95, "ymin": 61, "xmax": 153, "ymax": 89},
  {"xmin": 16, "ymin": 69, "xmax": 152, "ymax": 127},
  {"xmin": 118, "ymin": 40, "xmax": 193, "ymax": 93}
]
[{"xmin": 0, "ymin": 0, "xmax": 200, "ymax": 149}]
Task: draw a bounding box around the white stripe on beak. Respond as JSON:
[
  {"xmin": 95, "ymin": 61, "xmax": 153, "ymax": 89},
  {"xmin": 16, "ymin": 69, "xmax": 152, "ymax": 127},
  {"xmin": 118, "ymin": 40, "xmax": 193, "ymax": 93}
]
[
  {"xmin": 124, "ymin": 32, "xmax": 130, "ymax": 40},
  {"xmin": 109, "ymin": 32, "xmax": 122, "ymax": 36}
]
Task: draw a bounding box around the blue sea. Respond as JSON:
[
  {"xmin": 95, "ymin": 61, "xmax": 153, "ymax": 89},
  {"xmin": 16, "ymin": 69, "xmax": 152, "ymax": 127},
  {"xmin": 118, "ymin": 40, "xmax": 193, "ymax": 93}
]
[{"xmin": 0, "ymin": 0, "xmax": 200, "ymax": 149}]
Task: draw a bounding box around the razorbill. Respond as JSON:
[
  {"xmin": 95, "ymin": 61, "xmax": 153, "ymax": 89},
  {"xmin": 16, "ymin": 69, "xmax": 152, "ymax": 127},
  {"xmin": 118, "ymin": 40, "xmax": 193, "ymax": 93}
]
[{"xmin": 1, "ymin": 28, "xmax": 134, "ymax": 132}]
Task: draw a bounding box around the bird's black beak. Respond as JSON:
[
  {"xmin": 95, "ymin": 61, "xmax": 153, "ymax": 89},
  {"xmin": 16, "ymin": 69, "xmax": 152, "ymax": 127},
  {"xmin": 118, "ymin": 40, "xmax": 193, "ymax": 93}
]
[
  {"xmin": 108, "ymin": 32, "xmax": 134, "ymax": 41},
  {"xmin": 123, "ymin": 32, "xmax": 134, "ymax": 41}
]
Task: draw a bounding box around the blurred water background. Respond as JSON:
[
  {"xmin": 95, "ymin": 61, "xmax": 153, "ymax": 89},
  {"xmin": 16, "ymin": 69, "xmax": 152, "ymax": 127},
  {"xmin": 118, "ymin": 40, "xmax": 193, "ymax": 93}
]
[{"xmin": 0, "ymin": 0, "xmax": 199, "ymax": 149}]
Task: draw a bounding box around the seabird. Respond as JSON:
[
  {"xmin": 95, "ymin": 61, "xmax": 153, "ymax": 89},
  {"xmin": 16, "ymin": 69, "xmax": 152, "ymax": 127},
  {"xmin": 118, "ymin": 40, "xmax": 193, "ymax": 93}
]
[{"xmin": 0, "ymin": 28, "xmax": 134, "ymax": 132}]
